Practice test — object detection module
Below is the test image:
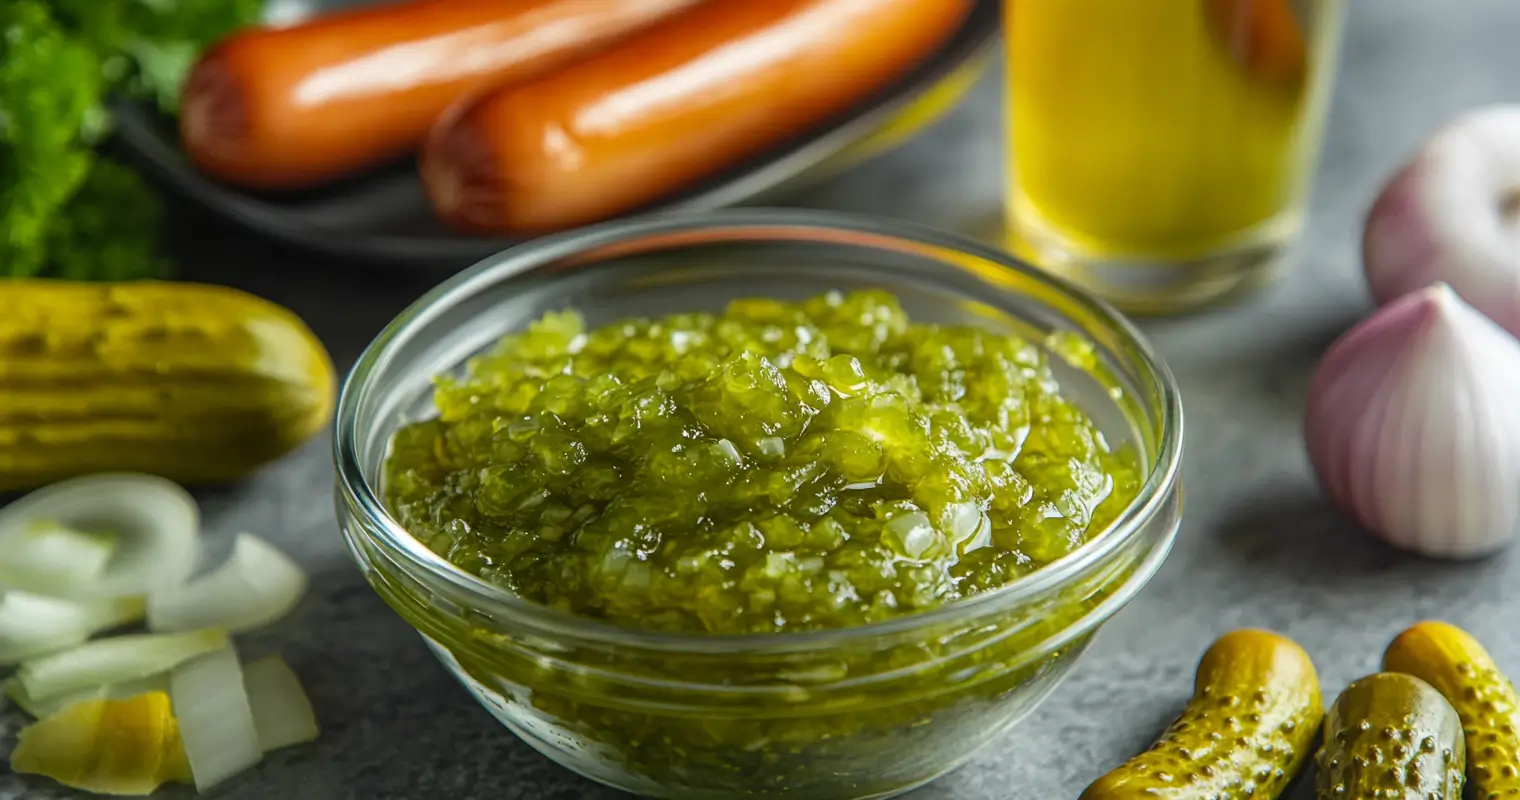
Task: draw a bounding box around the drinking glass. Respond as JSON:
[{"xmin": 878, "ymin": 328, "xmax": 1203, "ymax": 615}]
[{"xmin": 1005, "ymin": 0, "xmax": 1350, "ymax": 313}]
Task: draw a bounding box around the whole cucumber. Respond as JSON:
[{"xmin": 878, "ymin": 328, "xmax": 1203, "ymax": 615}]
[
  {"xmin": 0, "ymin": 280, "xmax": 334, "ymax": 489},
  {"xmin": 1384, "ymin": 621, "xmax": 1520, "ymax": 800},
  {"xmin": 1315, "ymin": 672, "xmax": 1465, "ymax": 799},
  {"xmin": 1081, "ymin": 629, "xmax": 1323, "ymax": 799}
]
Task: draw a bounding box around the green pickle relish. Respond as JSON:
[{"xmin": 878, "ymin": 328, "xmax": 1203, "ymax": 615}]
[
  {"xmin": 379, "ymin": 290, "xmax": 1147, "ymax": 796},
  {"xmin": 384, "ymin": 290, "xmax": 1139, "ymax": 633}
]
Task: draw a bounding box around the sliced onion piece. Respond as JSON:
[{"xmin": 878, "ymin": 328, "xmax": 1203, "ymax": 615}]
[
  {"xmin": 9, "ymin": 690, "xmax": 185, "ymax": 795},
  {"xmin": 0, "ymin": 521, "xmax": 115, "ymax": 596},
  {"xmin": 242, "ymin": 655, "xmax": 319, "ymax": 752},
  {"xmin": 15, "ymin": 628, "xmax": 228, "ymax": 702},
  {"xmin": 0, "ymin": 592, "xmax": 145, "ymax": 665},
  {"xmin": 0, "ymin": 474, "xmax": 200, "ymax": 600},
  {"xmin": 170, "ymin": 647, "xmax": 262, "ymax": 791},
  {"xmin": 148, "ymin": 533, "xmax": 307, "ymax": 634},
  {"xmin": 5, "ymin": 673, "xmax": 170, "ymax": 720}
]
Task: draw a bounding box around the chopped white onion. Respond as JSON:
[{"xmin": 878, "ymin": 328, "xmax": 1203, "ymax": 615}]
[
  {"xmin": 15, "ymin": 628, "xmax": 228, "ymax": 701},
  {"xmin": 170, "ymin": 647, "xmax": 262, "ymax": 791},
  {"xmin": 0, "ymin": 592, "xmax": 145, "ymax": 665},
  {"xmin": 0, "ymin": 474, "xmax": 200, "ymax": 599},
  {"xmin": 148, "ymin": 533, "xmax": 307, "ymax": 634},
  {"xmin": 4, "ymin": 673, "xmax": 169, "ymax": 719},
  {"xmin": 242, "ymin": 655, "xmax": 320, "ymax": 752},
  {"xmin": 0, "ymin": 521, "xmax": 114, "ymax": 596}
]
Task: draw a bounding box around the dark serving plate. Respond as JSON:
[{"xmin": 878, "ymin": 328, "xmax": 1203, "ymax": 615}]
[{"xmin": 109, "ymin": 0, "xmax": 999, "ymax": 270}]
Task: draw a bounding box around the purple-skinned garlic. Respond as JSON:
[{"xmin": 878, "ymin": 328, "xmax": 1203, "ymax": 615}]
[
  {"xmin": 1364, "ymin": 105, "xmax": 1520, "ymax": 337},
  {"xmin": 1305, "ymin": 283, "xmax": 1520, "ymax": 558}
]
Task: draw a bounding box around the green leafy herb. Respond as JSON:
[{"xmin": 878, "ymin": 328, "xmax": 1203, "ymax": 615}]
[
  {"xmin": 0, "ymin": 0, "xmax": 260, "ymax": 280},
  {"xmin": 44, "ymin": 158, "xmax": 172, "ymax": 281},
  {"xmin": 0, "ymin": 1, "xmax": 103, "ymax": 277},
  {"xmin": 51, "ymin": 0, "xmax": 265, "ymax": 114}
]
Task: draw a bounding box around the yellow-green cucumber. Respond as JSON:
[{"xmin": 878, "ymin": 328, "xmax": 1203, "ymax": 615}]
[
  {"xmin": 1315, "ymin": 672, "xmax": 1465, "ymax": 799},
  {"xmin": 1081, "ymin": 629, "xmax": 1323, "ymax": 799},
  {"xmin": 1384, "ymin": 621, "xmax": 1520, "ymax": 800},
  {"xmin": 0, "ymin": 280, "xmax": 334, "ymax": 489}
]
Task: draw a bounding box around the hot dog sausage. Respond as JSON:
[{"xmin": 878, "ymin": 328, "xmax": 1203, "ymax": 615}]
[
  {"xmin": 180, "ymin": 0, "xmax": 704, "ymax": 191},
  {"xmin": 421, "ymin": 0, "xmax": 973, "ymax": 236}
]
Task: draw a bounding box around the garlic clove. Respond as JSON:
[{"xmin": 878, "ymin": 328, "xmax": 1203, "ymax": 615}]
[
  {"xmin": 1363, "ymin": 105, "xmax": 1520, "ymax": 337},
  {"xmin": 1304, "ymin": 283, "xmax": 1520, "ymax": 559}
]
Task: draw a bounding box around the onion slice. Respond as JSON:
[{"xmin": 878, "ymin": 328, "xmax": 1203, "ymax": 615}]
[
  {"xmin": 0, "ymin": 592, "xmax": 145, "ymax": 665},
  {"xmin": 5, "ymin": 673, "xmax": 169, "ymax": 719},
  {"xmin": 9, "ymin": 690, "xmax": 186, "ymax": 795},
  {"xmin": 170, "ymin": 647, "xmax": 262, "ymax": 791},
  {"xmin": 148, "ymin": 533, "xmax": 307, "ymax": 634},
  {"xmin": 0, "ymin": 474, "xmax": 200, "ymax": 600},
  {"xmin": 243, "ymin": 655, "xmax": 320, "ymax": 752},
  {"xmin": 0, "ymin": 521, "xmax": 115, "ymax": 596},
  {"xmin": 15, "ymin": 628, "xmax": 228, "ymax": 702}
]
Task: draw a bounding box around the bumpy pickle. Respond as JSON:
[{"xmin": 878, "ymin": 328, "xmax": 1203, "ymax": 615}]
[
  {"xmin": 1081, "ymin": 629, "xmax": 1323, "ymax": 800},
  {"xmin": 1384, "ymin": 621, "xmax": 1520, "ymax": 800},
  {"xmin": 384, "ymin": 290, "xmax": 1140, "ymax": 634},
  {"xmin": 1315, "ymin": 673, "xmax": 1465, "ymax": 800}
]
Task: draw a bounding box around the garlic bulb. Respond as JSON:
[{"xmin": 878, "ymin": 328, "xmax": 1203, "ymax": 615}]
[
  {"xmin": 1363, "ymin": 105, "xmax": 1520, "ymax": 337},
  {"xmin": 1304, "ymin": 283, "xmax": 1520, "ymax": 558}
]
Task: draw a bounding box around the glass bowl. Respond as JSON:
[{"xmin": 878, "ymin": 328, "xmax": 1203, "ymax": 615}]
[{"xmin": 334, "ymin": 210, "xmax": 1185, "ymax": 800}]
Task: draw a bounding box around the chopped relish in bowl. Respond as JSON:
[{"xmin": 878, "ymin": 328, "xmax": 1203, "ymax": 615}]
[{"xmin": 383, "ymin": 290, "xmax": 1140, "ymax": 634}]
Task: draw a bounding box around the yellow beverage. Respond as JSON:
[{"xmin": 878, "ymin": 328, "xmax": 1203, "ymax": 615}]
[{"xmin": 1006, "ymin": 0, "xmax": 1346, "ymax": 308}]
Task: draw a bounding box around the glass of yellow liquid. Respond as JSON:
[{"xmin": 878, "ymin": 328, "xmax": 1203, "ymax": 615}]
[{"xmin": 1005, "ymin": 0, "xmax": 1349, "ymax": 313}]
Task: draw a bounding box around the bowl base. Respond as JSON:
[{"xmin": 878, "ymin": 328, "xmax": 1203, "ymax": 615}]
[{"xmin": 424, "ymin": 632, "xmax": 1093, "ymax": 800}]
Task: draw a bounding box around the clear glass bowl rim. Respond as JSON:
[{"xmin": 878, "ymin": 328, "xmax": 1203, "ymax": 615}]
[{"xmin": 333, "ymin": 208, "xmax": 1184, "ymax": 652}]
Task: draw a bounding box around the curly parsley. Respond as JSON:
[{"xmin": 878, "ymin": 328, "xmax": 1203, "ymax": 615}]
[{"xmin": 1, "ymin": 0, "xmax": 261, "ymax": 280}]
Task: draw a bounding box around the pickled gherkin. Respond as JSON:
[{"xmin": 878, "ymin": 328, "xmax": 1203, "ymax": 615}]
[{"xmin": 384, "ymin": 290, "xmax": 1141, "ymax": 633}]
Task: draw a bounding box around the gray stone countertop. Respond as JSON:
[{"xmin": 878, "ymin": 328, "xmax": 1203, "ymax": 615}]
[{"xmin": 6, "ymin": 0, "xmax": 1520, "ymax": 797}]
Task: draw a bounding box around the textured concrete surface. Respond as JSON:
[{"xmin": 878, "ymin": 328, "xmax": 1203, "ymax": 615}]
[{"xmin": 6, "ymin": 0, "xmax": 1520, "ymax": 797}]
